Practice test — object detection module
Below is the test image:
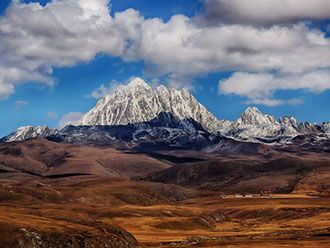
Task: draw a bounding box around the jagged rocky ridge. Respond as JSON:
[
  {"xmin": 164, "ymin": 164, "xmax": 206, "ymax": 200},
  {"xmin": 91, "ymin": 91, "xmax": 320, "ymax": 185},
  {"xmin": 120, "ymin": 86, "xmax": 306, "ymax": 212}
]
[
  {"xmin": 218, "ymin": 107, "xmax": 329, "ymax": 142},
  {"xmin": 47, "ymin": 112, "xmax": 218, "ymax": 151},
  {"xmin": 75, "ymin": 78, "xmax": 220, "ymax": 132},
  {"xmin": 47, "ymin": 112, "xmax": 269, "ymax": 154},
  {"xmin": 1, "ymin": 125, "xmax": 58, "ymax": 142},
  {"xmin": 2, "ymin": 78, "xmax": 330, "ymax": 147}
]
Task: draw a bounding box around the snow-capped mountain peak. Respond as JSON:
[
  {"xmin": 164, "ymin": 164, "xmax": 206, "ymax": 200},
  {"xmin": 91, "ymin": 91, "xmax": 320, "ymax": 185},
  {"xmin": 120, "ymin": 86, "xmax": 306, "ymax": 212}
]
[
  {"xmin": 75, "ymin": 78, "xmax": 220, "ymax": 132},
  {"xmin": 126, "ymin": 77, "xmax": 151, "ymax": 89},
  {"xmin": 237, "ymin": 107, "xmax": 277, "ymax": 125},
  {"xmin": 279, "ymin": 116, "xmax": 298, "ymax": 127},
  {"xmin": 1, "ymin": 125, "xmax": 58, "ymax": 142}
]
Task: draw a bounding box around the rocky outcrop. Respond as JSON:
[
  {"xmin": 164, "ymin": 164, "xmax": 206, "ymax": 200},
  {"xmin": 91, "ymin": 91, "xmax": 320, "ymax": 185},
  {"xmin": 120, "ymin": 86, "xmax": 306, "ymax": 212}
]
[
  {"xmin": 74, "ymin": 78, "xmax": 220, "ymax": 132},
  {"xmin": 1, "ymin": 125, "xmax": 58, "ymax": 142}
]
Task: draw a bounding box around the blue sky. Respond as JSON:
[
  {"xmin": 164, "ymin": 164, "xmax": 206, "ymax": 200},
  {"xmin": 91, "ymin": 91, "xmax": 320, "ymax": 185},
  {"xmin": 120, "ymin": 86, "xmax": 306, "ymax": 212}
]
[{"xmin": 0, "ymin": 0, "xmax": 330, "ymax": 137}]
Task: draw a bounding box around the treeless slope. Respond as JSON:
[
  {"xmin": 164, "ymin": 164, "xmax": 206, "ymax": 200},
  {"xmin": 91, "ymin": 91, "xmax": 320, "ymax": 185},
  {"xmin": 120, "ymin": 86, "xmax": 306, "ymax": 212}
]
[
  {"xmin": 0, "ymin": 173, "xmax": 330, "ymax": 247},
  {"xmin": 293, "ymin": 165, "xmax": 330, "ymax": 195},
  {"xmin": 146, "ymin": 158, "xmax": 330, "ymax": 194},
  {"xmin": 0, "ymin": 216, "xmax": 138, "ymax": 248},
  {"xmin": 0, "ymin": 177, "xmax": 165, "ymax": 248},
  {"xmin": 0, "ymin": 138, "xmax": 171, "ymax": 178},
  {"xmin": 0, "ymin": 175, "xmax": 211, "ymax": 247}
]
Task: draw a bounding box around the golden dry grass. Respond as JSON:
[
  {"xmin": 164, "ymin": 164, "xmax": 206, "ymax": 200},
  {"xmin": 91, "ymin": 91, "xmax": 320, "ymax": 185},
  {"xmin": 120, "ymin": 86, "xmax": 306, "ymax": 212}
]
[{"xmin": 1, "ymin": 176, "xmax": 329, "ymax": 247}]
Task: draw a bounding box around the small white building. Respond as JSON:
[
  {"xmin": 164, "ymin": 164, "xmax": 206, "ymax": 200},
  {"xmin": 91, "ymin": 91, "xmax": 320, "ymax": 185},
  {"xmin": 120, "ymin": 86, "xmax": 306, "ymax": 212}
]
[{"xmin": 235, "ymin": 193, "xmax": 253, "ymax": 198}]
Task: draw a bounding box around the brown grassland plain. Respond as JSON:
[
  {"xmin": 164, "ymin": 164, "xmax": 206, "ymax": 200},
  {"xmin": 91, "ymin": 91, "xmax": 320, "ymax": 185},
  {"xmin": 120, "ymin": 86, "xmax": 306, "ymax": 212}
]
[{"xmin": 0, "ymin": 176, "xmax": 329, "ymax": 248}]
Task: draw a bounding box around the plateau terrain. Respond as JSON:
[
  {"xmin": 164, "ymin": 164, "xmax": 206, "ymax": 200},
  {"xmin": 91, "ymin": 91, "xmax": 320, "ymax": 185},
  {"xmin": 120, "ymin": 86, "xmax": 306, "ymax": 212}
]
[{"xmin": 1, "ymin": 79, "xmax": 330, "ymax": 247}]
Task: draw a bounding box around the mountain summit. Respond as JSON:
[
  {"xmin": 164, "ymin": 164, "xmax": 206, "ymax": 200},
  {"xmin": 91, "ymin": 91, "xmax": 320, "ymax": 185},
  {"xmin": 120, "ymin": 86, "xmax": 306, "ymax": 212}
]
[
  {"xmin": 75, "ymin": 78, "xmax": 220, "ymax": 132},
  {"xmin": 1, "ymin": 125, "xmax": 58, "ymax": 142},
  {"xmin": 237, "ymin": 107, "xmax": 277, "ymax": 126}
]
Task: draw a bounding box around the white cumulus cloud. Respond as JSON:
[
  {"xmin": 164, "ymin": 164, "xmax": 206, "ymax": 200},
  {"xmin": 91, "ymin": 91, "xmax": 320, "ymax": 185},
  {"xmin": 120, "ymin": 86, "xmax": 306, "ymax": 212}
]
[
  {"xmin": 57, "ymin": 112, "xmax": 84, "ymax": 129},
  {"xmin": 0, "ymin": 0, "xmax": 330, "ymax": 106},
  {"xmin": 219, "ymin": 70, "xmax": 330, "ymax": 106},
  {"xmin": 0, "ymin": 0, "xmax": 125, "ymax": 99},
  {"xmin": 86, "ymin": 80, "xmax": 127, "ymax": 99}
]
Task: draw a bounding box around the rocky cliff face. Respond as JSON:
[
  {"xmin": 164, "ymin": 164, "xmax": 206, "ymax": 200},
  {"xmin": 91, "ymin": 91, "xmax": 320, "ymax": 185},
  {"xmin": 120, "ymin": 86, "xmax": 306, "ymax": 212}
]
[
  {"xmin": 237, "ymin": 107, "xmax": 277, "ymax": 126},
  {"xmin": 216, "ymin": 107, "xmax": 322, "ymax": 141},
  {"xmin": 48, "ymin": 112, "xmax": 215, "ymax": 151},
  {"xmin": 1, "ymin": 125, "xmax": 58, "ymax": 142},
  {"xmin": 321, "ymin": 122, "xmax": 330, "ymax": 133},
  {"xmin": 74, "ymin": 78, "xmax": 220, "ymax": 132}
]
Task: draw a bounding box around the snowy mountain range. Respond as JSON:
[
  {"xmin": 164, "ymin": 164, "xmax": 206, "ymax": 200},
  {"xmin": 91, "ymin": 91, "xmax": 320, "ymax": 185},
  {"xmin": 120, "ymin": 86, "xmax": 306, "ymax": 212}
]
[
  {"xmin": 218, "ymin": 107, "xmax": 328, "ymax": 142},
  {"xmin": 2, "ymin": 78, "xmax": 330, "ymax": 147},
  {"xmin": 2, "ymin": 125, "xmax": 58, "ymax": 142}
]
